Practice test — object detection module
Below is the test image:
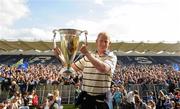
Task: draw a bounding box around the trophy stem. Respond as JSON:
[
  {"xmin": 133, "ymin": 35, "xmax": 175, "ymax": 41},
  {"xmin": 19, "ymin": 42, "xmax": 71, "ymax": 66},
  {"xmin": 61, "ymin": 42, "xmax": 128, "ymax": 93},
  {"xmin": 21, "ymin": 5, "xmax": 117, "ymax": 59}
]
[{"xmin": 63, "ymin": 66, "xmax": 74, "ymax": 74}]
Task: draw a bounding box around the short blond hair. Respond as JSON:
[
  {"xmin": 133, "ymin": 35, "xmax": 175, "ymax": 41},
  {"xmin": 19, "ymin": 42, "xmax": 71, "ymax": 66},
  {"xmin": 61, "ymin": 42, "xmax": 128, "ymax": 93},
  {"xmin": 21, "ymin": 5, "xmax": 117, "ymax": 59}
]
[
  {"xmin": 53, "ymin": 89, "xmax": 60, "ymax": 97},
  {"xmin": 97, "ymin": 32, "xmax": 110, "ymax": 41}
]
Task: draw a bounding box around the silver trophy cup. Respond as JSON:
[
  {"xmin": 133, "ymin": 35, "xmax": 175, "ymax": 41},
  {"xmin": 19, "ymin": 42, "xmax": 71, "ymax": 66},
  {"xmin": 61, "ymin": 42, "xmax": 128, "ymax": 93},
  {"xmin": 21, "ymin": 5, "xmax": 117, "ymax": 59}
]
[{"xmin": 53, "ymin": 29, "xmax": 87, "ymax": 74}]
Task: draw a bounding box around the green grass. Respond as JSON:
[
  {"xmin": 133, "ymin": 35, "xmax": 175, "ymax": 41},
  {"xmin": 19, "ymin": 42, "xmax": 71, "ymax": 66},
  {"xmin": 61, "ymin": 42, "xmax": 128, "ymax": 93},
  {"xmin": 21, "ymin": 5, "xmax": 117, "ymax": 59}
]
[{"xmin": 62, "ymin": 104, "xmax": 79, "ymax": 109}]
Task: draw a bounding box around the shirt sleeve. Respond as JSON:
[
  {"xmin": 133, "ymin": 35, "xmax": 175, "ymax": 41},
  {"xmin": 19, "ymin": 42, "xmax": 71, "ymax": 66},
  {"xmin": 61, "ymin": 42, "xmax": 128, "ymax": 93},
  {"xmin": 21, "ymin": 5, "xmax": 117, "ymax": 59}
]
[{"xmin": 104, "ymin": 52, "xmax": 117, "ymax": 74}]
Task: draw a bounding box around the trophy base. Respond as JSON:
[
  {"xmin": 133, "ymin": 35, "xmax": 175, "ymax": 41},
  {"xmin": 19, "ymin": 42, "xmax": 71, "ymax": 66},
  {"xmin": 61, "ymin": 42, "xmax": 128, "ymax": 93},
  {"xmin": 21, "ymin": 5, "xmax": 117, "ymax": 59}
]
[
  {"xmin": 63, "ymin": 67, "xmax": 74, "ymax": 74},
  {"xmin": 60, "ymin": 67, "xmax": 75, "ymax": 79}
]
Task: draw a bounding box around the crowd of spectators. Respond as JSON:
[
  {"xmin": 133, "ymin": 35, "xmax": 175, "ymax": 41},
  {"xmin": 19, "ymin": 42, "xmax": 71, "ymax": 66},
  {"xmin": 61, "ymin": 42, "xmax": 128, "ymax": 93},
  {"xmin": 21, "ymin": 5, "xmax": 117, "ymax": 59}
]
[
  {"xmin": 111, "ymin": 64, "xmax": 180, "ymax": 109},
  {"xmin": 0, "ymin": 63, "xmax": 179, "ymax": 108},
  {"xmin": 0, "ymin": 64, "xmax": 71, "ymax": 109},
  {"xmin": 0, "ymin": 64, "xmax": 77, "ymax": 92},
  {"xmin": 113, "ymin": 64, "xmax": 179, "ymax": 91},
  {"xmin": 110, "ymin": 84, "xmax": 180, "ymax": 109}
]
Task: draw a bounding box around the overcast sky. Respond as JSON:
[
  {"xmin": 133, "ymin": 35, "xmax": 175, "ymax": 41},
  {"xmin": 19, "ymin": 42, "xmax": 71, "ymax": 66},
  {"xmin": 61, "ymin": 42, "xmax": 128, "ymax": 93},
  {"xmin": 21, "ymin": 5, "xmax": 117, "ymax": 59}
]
[{"xmin": 0, "ymin": 0, "xmax": 180, "ymax": 42}]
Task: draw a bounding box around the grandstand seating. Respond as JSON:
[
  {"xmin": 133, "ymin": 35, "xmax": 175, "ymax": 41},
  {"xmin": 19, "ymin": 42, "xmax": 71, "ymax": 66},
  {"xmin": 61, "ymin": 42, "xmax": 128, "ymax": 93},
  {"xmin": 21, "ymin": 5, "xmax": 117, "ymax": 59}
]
[
  {"xmin": 118, "ymin": 56, "xmax": 180, "ymax": 65},
  {"xmin": 0, "ymin": 55, "xmax": 60, "ymax": 65},
  {"xmin": 1, "ymin": 55, "xmax": 180, "ymax": 72},
  {"xmin": 1, "ymin": 55, "xmax": 180, "ymax": 65}
]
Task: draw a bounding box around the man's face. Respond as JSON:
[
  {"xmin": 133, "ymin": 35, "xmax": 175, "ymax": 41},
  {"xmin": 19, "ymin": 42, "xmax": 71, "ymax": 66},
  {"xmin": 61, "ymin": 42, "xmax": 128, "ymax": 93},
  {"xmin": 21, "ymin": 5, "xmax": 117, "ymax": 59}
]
[{"xmin": 96, "ymin": 35, "xmax": 110, "ymax": 52}]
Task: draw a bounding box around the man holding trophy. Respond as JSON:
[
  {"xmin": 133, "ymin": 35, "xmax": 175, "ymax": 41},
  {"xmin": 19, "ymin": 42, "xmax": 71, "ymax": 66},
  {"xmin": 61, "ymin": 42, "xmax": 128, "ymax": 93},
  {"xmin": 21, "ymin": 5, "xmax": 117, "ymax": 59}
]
[{"xmin": 53, "ymin": 29, "xmax": 117, "ymax": 109}]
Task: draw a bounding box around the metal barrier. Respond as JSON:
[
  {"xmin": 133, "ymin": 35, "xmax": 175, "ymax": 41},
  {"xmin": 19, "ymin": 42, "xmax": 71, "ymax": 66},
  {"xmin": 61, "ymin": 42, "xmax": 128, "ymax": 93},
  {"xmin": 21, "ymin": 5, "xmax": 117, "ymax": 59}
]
[
  {"xmin": 35, "ymin": 84, "xmax": 75, "ymax": 104},
  {"xmin": 125, "ymin": 84, "xmax": 169, "ymax": 102},
  {"xmin": 0, "ymin": 83, "xmax": 179, "ymax": 104}
]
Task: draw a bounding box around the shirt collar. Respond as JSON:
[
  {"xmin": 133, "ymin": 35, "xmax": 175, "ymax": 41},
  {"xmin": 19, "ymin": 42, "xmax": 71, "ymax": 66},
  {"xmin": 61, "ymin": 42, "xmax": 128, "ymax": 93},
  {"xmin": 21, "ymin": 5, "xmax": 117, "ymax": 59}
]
[{"xmin": 95, "ymin": 49, "xmax": 110, "ymax": 56}]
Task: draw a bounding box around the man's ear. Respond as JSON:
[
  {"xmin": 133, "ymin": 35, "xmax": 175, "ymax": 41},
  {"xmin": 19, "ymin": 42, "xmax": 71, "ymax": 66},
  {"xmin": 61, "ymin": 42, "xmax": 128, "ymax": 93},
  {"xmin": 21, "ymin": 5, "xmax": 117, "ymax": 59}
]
[{"xmin": 96, "ymin": 39, "xmax": 98, "ymax": 43}]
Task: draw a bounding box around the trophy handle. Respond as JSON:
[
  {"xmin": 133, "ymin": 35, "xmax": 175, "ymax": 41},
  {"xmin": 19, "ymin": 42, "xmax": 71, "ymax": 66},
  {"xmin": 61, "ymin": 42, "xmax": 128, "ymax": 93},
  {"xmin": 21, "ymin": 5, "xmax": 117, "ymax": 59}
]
[
  {"xmin": 53, "ymin": 29, "xmax": 58, "ymax": 48},
  {"xmin": 53, "ymin": 29, "xmax": 66, "ymax": 65},
  {"xmin": 81, "ymin": 30, "xmax": 88, "ymax": 45},
  {"xmin": 73, "ymin": 30, "xmax": 88, "ymax": 62}
]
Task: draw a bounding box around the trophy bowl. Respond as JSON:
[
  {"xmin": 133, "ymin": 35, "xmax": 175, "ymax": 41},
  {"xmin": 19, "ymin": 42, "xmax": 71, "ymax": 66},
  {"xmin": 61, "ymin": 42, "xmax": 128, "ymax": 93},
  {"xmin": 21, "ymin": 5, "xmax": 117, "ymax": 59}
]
[{"xmin": 53, "ymin": 29, "xmax": 87, "ymax": 75}]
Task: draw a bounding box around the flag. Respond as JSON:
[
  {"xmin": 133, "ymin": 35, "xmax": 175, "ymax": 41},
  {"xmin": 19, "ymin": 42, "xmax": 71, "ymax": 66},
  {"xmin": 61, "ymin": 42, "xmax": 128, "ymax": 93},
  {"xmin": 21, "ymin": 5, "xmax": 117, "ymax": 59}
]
[
  {"xmin": 12, "ymin": 59, "xmax": 29, "ymax": 71},
  {"xmin": 12, "ymin": 59, "xmax": 24, "ymax": 67},
  {"xmin": 172, "ymin": 63, "xmax": 180, "ymax": 71},
  {"xmin": 18, "ymin": 61, "xmax": 29, "ymax": 71}
]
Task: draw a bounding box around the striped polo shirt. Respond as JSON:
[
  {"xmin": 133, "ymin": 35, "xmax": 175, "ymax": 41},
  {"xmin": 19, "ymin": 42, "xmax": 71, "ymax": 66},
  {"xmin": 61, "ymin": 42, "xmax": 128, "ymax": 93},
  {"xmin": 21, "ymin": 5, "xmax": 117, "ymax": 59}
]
[{"xmin": 74, "ymin": 51, "xmax": 117, "ymax": 96}]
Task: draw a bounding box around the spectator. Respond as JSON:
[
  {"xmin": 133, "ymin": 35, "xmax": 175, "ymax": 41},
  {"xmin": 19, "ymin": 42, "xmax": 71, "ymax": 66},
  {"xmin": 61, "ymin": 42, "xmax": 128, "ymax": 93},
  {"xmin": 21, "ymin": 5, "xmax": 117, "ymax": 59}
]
[
  {"xmin": 156, "ymin": 90, "xmax": 166, "ymax": 109},
  {"xmin": 147, "ymin": 100, "xmax": 156, "ymax": 109},
  {"xmin": 126, "ymin": 90, "xmax": 138, "ymax": 109},
  {"xmin": 53, "ymin": 89, "xmax": 62, "ymax": 108},
  {"xmin": 113, "ymin": 87, "xmax": 122, "ymax": 109},
  {"xmin": 134, "ymin": 95, "xmax": 147, "ymax": 109},
  {"xmin": 9, "ymin": 81, "xmax": 19, "ymax": 98},
  {"xmin": 32, "ymin": 90, "xmax": 39, "ymax": 109}
]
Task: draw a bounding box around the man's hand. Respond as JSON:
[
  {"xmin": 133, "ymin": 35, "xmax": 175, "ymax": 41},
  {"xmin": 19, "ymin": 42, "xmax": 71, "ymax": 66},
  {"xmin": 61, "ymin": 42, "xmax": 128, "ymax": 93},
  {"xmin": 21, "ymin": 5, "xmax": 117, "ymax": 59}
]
[
  {"xmin": 53, "ymin": 47, "xmax": 61, "ymax": 57},
  {"xmin": 79, "ymin": 44, "xmax": 89, "ymax": 55},
  {"xmin": 53, "ymin": 47, "xmax": 66, "ymax": 65}
]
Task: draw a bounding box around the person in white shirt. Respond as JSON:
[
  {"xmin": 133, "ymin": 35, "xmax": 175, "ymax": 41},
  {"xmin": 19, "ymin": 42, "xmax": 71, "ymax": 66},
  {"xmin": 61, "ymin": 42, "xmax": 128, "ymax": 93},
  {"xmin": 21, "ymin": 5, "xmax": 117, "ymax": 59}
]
[{"xmin": 126, "ymin": 90, "xmax": 138, "ymax": 109}]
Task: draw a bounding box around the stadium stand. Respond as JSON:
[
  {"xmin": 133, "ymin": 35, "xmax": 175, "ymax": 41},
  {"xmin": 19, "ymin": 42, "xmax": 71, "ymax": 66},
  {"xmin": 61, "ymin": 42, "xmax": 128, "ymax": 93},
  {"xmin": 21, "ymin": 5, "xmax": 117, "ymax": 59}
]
[
  {"xmin": 0, "ymin": 41, "xmax": 180, "ymax": 109},
  {"xmin": 118, "ymin": 56, "xmax": 180, "ymax": 65}
]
